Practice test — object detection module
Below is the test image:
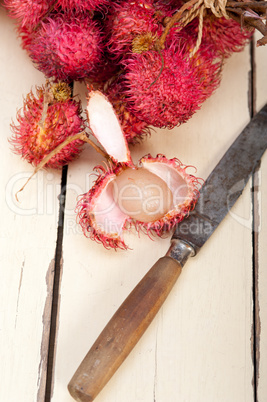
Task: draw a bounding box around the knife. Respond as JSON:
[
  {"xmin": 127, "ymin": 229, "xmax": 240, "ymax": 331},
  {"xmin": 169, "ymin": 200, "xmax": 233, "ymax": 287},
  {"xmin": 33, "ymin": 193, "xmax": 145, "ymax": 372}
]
[{"xmin": 68, "ymin": 104, "xmax": 267, "ymax": 402}]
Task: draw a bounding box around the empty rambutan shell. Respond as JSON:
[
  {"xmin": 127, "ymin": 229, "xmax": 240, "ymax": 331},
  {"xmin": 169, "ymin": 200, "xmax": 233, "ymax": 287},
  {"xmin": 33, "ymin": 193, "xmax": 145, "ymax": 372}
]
[
  {"xmin": 10, "ymin": 85, "xmax": 85, "ymax": 168},
  {"xmin": 23, "ymin": 13, "xmax": 103, "ymax": 81},
  {"xmin": 87, "ymin": 90, "xmax": 132, "ymax": 164},
  {"xmin": 76, "ymin": 155, "xmax": 201, "ymax": 249}
]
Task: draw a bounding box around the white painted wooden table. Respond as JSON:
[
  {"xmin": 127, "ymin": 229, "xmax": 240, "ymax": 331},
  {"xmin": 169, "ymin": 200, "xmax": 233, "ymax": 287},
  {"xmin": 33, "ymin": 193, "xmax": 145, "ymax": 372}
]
[{"xmin": 1, "ymin": 7, "xmax": 266, "ymax": 402}]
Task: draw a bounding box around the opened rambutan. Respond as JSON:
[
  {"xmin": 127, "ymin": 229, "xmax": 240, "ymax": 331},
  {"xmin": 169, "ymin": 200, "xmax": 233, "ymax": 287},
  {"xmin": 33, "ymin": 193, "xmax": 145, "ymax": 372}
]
[
  {"xmin": 76, "ymin": 155, "xmax": 201, "ymax": 249},
  {"xmin": 22, "ymin": 13, "xmax": 103, "ymax": 81},
  {"xmin": 122, "ymin": 30, "xmax": 222, "ymax": 128},
  {"xmin": 10, "ymin": 83, "xmax": 85, "ymax": 168},
  {"xmin": 76, "ymin": 90, "xmax": 201, "ymax": 249},
  {"xmin": 4, "ymin": 0, "xmax": 53, "ymax": 29},
  {"xmin": 105, "ymin": 0, "xmax": 163, "ymax": 62}
]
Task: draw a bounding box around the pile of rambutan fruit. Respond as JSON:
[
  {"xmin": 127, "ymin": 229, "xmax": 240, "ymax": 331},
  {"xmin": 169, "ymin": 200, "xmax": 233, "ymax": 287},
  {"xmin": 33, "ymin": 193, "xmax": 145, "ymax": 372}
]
[{"xmin": 4, "ymin": 0, "xmax": 255, "ymax": 249}]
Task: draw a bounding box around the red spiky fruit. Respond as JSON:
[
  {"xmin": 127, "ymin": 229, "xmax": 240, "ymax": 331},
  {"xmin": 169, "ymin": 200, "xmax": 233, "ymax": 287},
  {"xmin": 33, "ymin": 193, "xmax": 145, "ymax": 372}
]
[
  {"xmin": 76, "ymin": 155, "xmax": 201, "ymax": 249},
  {"xmin": 10, "ymin": 83, "xmax": 85, "ymax": 168},
  {"xmin": 55, "ymin": 0, "xmax": 110, "ymax": 12},
  {"xmin": 187, "ymin": 14, "xmax": 253, "ymax": 58},
  {"xmin": 105, "ymin": 0, "xmax": 163, "ymax": 62},
  {"xmin": 123, "ymin": 30, "xmax": 222, "ymax": 128},
  {"xmin": 4, "ymin": 0, "xmax": 53, "ymax": 29},
  {"xmin": 20, "ymin": 13, "xmax": 103, "ymax": 81}
]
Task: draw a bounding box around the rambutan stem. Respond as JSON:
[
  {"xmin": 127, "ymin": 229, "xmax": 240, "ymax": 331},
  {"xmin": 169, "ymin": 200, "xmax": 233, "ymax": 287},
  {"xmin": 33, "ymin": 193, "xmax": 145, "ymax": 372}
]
[
  {"xmin": 227, "ymin": 9, "xmax": 267, "ymax": 46},
  {"xmin": 148, "ymin": 51, "xmax": 165, "ymax": 88},
  {"xmin": 33, "ymin": 0, "xmax": 58, "ymax": 31},
  {"xmin": 227, "ymin": 1, "xmax": 267, "ymax": 12},
  {"xmin": 38, "ymin": 82, "xmax": 54, "ymax": 129},
  {"xmin": 156, "ymin": 0, "xmax": 267, "ymax": 51},
  {"xmin": 15, "ymin": 131, "xmax": 109, "ymax": 201},
  {"xmin": 79, "ymin": 132, "xmax": 109, "ymax": 159}
]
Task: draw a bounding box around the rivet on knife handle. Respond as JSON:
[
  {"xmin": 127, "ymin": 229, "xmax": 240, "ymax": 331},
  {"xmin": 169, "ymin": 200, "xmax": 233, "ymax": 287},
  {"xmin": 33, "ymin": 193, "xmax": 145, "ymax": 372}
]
[{"xmin": 68, "ymin": 248, "xmax": 193, "ymax": 402}]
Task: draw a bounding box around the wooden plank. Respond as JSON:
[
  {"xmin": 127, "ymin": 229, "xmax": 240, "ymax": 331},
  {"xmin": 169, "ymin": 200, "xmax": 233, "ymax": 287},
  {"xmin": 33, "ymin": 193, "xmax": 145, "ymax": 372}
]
[
  {"xmin": 255, "ymin": 31, "xmax": 267, "ymax": 402},
  {"xmin": 52, "ymin": 45, "xmax": 256, "ymax": 401},
  {"xmin": 0, "ymin": 9, "xmax": 61, "ymax": 401}
]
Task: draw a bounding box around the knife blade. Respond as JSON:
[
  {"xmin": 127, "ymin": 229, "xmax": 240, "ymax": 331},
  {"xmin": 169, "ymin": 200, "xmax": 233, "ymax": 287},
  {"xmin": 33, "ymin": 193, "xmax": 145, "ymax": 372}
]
[
  {"xmin": 68, "ymin": 104, "xmax": 267, "ymax": 402},
  {"xmin": 168, "ymin": 102, "xmax": 267, "ymax": 261}
]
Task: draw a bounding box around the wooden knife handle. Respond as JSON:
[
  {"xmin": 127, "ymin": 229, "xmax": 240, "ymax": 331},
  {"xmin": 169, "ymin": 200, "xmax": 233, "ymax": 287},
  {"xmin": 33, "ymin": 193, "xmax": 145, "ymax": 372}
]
[{"xmin": 68, "ymin": 256, "xmax": 182, "ymax": 402}]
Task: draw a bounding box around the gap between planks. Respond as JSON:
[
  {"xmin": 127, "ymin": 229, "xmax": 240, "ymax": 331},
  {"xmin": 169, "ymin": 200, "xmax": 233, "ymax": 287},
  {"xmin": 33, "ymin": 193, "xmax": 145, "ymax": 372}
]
[
  {"xmin": 44, "ymin": 165, "xmax": 68, "ymax": 402},
  {"xmin": 249, "ymin": 36, "xmax": 261, "ymax": 402},
  {"xmin": 252, "ymin": 165, "xmax": 261, "ymax": 402}
]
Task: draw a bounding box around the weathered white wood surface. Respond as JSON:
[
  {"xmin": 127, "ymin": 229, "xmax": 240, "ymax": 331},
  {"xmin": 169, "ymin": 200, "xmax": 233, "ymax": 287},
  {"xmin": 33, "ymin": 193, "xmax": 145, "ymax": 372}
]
[
  {"xmin": 0, "ymin": 8, "xmax": 61, "ymax": 402},
  {"xmin": 52, "ymin": 42, "xmax": 266, "ymax": 402},
  {"xmin": 1, "ymin": 6, "xmax": 267, "ymax": 402}
]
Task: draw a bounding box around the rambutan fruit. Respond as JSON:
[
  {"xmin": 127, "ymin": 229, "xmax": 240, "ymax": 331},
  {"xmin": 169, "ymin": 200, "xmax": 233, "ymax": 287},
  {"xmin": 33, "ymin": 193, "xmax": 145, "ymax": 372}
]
[
  {"xmin": 186, "ymin": 14, "xmax": 253, "ymax": 58},
  {"xmin": 76, "ymin": 89, "xmax": 201, "ymax": 249},
  {"xmin": 22, "ymin": 13, "xmax": 103, "ymax": 81},
  {"xmin": 105, "ymin": 0, "xmax": 164, "ymax": 63},
  {"xmin": 55, "ymin": 0, "xmax": 110, "ymax": 12},
  {"xmin": 76, "ymin": 155, "xmax": 201, "ymax": 249},
  {"xmin": 122, "ymin": 30, "xmax": 222, "ymax": 128},
  {"xmin": 17, "ymin": 25, "xmax": 34, "ymax": 52},
  {"xmin": 86, "ymin": 55, "xmax": 122, "ymax": 90},
  {"xmin": 104, "ymin": 78, "xmax": 151, "ymax": 145},
  {"xmin": 10, "ymin": 83, "xmax": 85, "ymax": 169},
  {"xmin": 4, "ymin": 0, "xmax": 54, "ymax": 29}
]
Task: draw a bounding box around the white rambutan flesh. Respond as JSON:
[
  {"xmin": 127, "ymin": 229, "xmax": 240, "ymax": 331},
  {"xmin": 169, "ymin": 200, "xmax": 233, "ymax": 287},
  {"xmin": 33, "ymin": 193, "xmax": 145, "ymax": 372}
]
[
  {"xmin": 87, "ymin": 91, "xmax": 132, "ymax": 164},
  {"xmin": 76, "ymin": 156, "xmax": 202, "ymax": 249},
  {"xmin": 141, "ymin": 159, "xmax": 189, "ymax": 207},
  {"xmin": 90, "ymin": 174, "xmax": 129, "ymax": 236},
  {"xmin": 113, "ymin": 168, "xmax": 173, "ymax": 223}
]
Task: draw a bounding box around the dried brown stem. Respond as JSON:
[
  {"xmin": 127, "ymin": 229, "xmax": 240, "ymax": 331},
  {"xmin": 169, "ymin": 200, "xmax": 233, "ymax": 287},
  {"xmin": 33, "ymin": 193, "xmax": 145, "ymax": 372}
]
[
  {"xmin": 227, "ymin": 8, "xmax": 267, "ymax": 31},
  {"xmin": 15, "ymin": 132, "xmax": 109, "ymax": 201},
  {"xmin": 157, "ymin": 0, "xmax": 267, "ymax": 51},
  {"xmin": 155, "ymin": 0, "xmax": 199, "ymax": 51},
  {"xmin": 80, "ymin": 133, "xmax": 109, "ymax": 159},
  {"xmin": 148, "ymin": 50, "xmax": 165, "ymax": 88},
  {"xmin": 257, "ymin": 34, "xmax": 267, "ymax": 45},
  {"xmin": 227, "ymin": 9, "xmax": 267, "ymax": 45},
  {"xmin": 33, "ymin": 0, "xmax": 58, "ymax": 31},
  {"xmin": 227, "ymin": 1, "xmax": 267, "ymax": 12},
  {"xmin": 38, "ymin": 82, "xmax": 54, "ymax": 129}
]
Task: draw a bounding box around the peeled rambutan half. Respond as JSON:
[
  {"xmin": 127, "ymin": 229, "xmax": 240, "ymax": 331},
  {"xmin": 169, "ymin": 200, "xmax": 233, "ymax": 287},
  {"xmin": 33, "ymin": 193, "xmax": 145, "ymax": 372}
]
[
  {"xmin": 76, "ymin": 155, "xmax": 201, "ymax": 249},
  {"xmin": 87, "ymin": 90, "xmax": 133, "ymax": 164},
  {"xmin": 123, "ymin": 31, "xmax": 222, "ymax": 128},
  {"xmin": 105, "ymin": 0, "xmax": 163, "ymax": 62},
  {"xmin": 10, "ymin": 83, "xmax": 85, "ymax": 169},
  {"xmin": 104, "ymin": 78, "xmax": 151, "ymax": 145},
  {"xmin": 4, "ymin": 0, "xmax": 54, "ymax": 29},
  {"xmin": 23, "ymin": 13, "xmax": 103, "ymax": 81}
]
